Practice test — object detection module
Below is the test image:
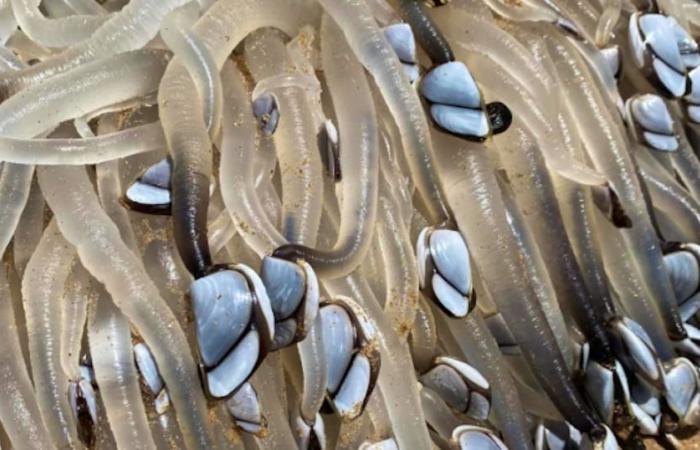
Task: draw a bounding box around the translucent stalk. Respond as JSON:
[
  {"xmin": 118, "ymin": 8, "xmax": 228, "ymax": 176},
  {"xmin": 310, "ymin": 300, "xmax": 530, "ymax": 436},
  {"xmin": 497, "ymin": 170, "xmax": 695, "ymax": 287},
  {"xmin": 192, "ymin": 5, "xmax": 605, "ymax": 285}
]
[
  {"xmin": 96, "ymin": 162, "xmax": 138, "ymax": 251},
  {"xmin": 12, "ymin": 177, "xmax": 44, "ymax": 277},
  {"xmin": 670, "ymin": 130, "xmax": 700, "ymax": 204},
  {"xmin": 10, "ymin": 0, "xmax": 108, "ymax": 48},
  {"xmin": 553, "ymin": 151, "xmax": 618, "ymax": 323},
  {"xmin": 245, "ymin": 29, "xmax": 322, "ymax": 247},
  {"xmin": 0, "ymin": 122, "xmax": 164, "ymax": 165},
  {"xmin": 546, "ymin": 34, "xmax": 686, "ymax": 350},
  {"xmin": 138, "ymin": 216, "xmax": 192, "ymax": 335},
  {"xmin": 497, "ymin": 169, "xmax": 576, "ymax": 370},
  {"xmin": 22, "ymin": 220, "xmax": 78, "ymax": 448},
  {"xmin": 161, "ymin": 2, "xmax": 222, "ymax": 136},
  {"xmin": 317, "ymin": 0, "xmax": 450, "ymax": 224},
  {"xmin": 42, "ymin": 0, "xmax": 75, "ymax": 17},
  {"xmin": 479, "ymin": 0, "xmax": 558, "ymax": 23},
  {"xmin": 0, "ymin": 263, "xmax": 54, "ymax": 450},
  {"xmin": 37, "ymin": 165, "xmax": 215, "ymax": 450},
  {"xmin": 377, "ymin": 177, "xmax": 419, "ymax": 339},
  {"xmin": 219, "ymin": 61, "xmax": 285, "ymax": 256},
  {"xmin": 251, "ymin": 355, "xmax": 296, "ymax": 449},
  {"xmin": 297, "ymin": 318, "xmax": 327, "ymax": 425},
  {"xmin": 0, "ymin": 49, "xmax": 168, "ymax": 288},
  {"xmin": 594, "ymin": 0, "xmax": 621, "ymax": 47},
  {"xmin": 90, "ymin": 116, "xmax": 161, "ymax": 446},
  {"xmin": 158, "ymin": 0, "xmax": 317, "ymax": 276},
  {"xmin": 63, "ymin": 0, "xmax": 108, "ymax": 15},
  {"xmin": 435, "ymin": 311, "xmax": 534, "ymax": 450},
  {"xmin": 325, "ymin": 273, "xmax": 432, "ymax": 450},
  {"xmin": 0, "ymin": 1, "xmax": 16, "ymax": 44},
  {"xmin": 432, "ymin": 7, "xmax": 555, "ymax": 103},
  {"xmin": 88, "ymin": 284, "xmax": 156, "ymax": 449},
  {"xmin": 208, "ymin": 211, "xmax": 235, "ymax": 256},
  {"xmin": 420, "ymin": 387, "xmax": 461, "ymax": 439},
  {"xmin": 275, "ymin": 16, "xmax": 378, "ymax": 279},
  {"xmin": 60, "ymin": 265, "xmax": 91, "ymax": 381},
  {"xmin": 639, "ymin": 165, "xmax": 700, "ymax": 241},
  {"xmin": 493, "ymin": 121, "xmax": 611, "ymax": 362},
  {"xmin": 554, "ymin": 0, "xmax": 599, "ymax": 44},
  {"xmin": 409, "ymin": 296, "xmax": 438, "ymax": 373},
  {"xmin": 433, "ymin": 130, "xmax": 600, "ymax": 435},
  {"xmin": 0, "ymin": 0, "xmax": 190, "ymax": 95}
]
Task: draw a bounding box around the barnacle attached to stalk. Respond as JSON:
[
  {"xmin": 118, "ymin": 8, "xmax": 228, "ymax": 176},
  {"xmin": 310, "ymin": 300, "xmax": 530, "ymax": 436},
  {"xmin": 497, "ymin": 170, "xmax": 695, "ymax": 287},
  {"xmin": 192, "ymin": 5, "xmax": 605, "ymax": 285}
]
[
  {"xmin": 661, "ymin": 357, "xmax": 700, "ymax": 427},
  {"xmin": 537, "ymin": 422, "xmax": 616, "ymax": 449},
  {"xmin": 626, "ymin": 94, "xmax": 679, "ymax": 152},
  {"xmin": 189, "ymin": 265, "xmax": 275, "ymax": 400},
  {"xmin": 419, "ymin": 356, "xmax": 491, "ymax": 422},
  {"xmin": 625, "ymin": 93, "xmax": 700, "ymax": 202},
  {"xmin": 434, "ymin": 424, "xmax": 509, "ymax": 450},
  {"xmin": 252, "ymin": 93, "xmax": 280, "ymax": 136},
  {"xmin": 226, "ymin": 382, "xmax": 266, "ymax": 435},
  {"xmin": 416, "ymin": 227, "xmax": 474, "ymax": 318},
  {"xmin": 535, "ymin": 420, "xmax": 584, "ymax": 450},
  {"xmin": 133, "ymin": 342, "xmax": 171, "ymax": 415},
  {"xmin": 382, "ymin": 22, "xmax": 419, "ymax": 83},
  {"xmin": 123, "ymin": 158, "xmax": 172, "ymax": 215},
  {"xmin": 291, "ymin": 409, "xmax": 326, "ymax": 449},
  {"xmin": 662, "ymin": 244, "xmax": 700, "ymax": 359},
  {"xmin": 68, "ymin": 365, "xmax": 98, "ymax": 448},
  {"xmin": 665, "ymin": 244, "xmax": 700, "ymax": 316},
  {"xmin": 419, "ymin": 61, "xmax": 512, "ymax": 140},
  {"xmin": 628, "ymin": 12, "xmax": 696, "ymax": 97},
  {"xmin": 319, "ymin": 296, "xmax": 380, "ymax": 421},
  {"xmin": 123, "ymin": 157, "xmax": 218, "ymax": 216},
  {"xmin": 608, "ymin": 317, "xmax": 666, "ymax": 391},
  {"xmin": 260, "ymin": 256, "xmax": 320, "ymax": 349}
]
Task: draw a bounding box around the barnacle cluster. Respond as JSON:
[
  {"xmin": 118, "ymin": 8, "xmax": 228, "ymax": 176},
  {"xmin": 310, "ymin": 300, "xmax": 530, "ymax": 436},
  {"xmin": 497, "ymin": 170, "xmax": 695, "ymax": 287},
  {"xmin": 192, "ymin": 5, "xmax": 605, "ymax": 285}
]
[{"xmin": 3, "ymin": 0, "xmax": 700, "ymax": 449}]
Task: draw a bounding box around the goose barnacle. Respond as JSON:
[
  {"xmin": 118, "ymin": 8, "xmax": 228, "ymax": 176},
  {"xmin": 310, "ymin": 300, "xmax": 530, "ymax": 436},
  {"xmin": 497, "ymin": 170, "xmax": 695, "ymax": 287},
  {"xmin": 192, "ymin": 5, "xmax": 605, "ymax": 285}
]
[
  {"xmin": 450, "ymin": 425, "xmax": 508, "ymax": 450},
  {"xmin": 69, "ymin": 373, "xmax": 98, "ymax": 448},
  {"xmin": 319, "ymin": 296, "xmax": 380, "ymax": 421},
  {"xmin": 626, "ymin": 94, "xmax": 679, "ymax": 151},
  {"xmin": 608, "ymin": 317, "xmax": 666, "ymax": 390},
  {"xmin": 252, "ymin": 93, "xmax": 280, "ymax": 136},
  {"xmin": 535, "ymin": 420, "xmax": 583, "ymax": 450},
  {"xmin": 663, "ymin": 358, "xmax": 700, "ymax": 427},
  {"xmin": 629, "ymin": 12, "xmax": 690, "ymax": 97},
  {"xmin": 419, "ymin": 356, "xmax": 491, "ymax": 422},
  {"xmin": 318, "ymin": 119, "xmax": 341, "ymax": 181},
  {"xmin": 292, "ymin": 409, "xmax": 326, "ymax": 449},
  {"xmin": 663, "ymin": 245, "xmax": 700, "ymax": 357},
  {"xmin": 664, "ymin": 248, "xmax": 700, "ymax": 303},
  {"xmin": 123, "ymin": 158, "xmax": 172, "ymax": 214},
  {"xmin": 190, "ymin": 264, "xmax": 274, "ymax": 399},
  {"xmin": 383, "ymin": 23, "xmax": 419, "ymax": 83},
  {"xmin": 133, "ymin": 341, "xmax": 171, "ymax": 414},
  {"xmin": 581, "ymin": 358, "xmax": 616, "ymax": 425},
  {"xmin": 226, "ymin": 382, "xmax": 266, "ymax": 435},
  {"xmin": 122, "ymin": 157, "xmax": 217, "ymax": 216},
  {"xmin": 134, "ymin": 342, "xmax": 164, "ymax": 396},
  {"xmin": 419, "ymin": 61, "xmax": 511, "ymax": 139},
  {"xmin": 261, "ymin": 256, "xmax": 320, "ymax": 349},
  {"xmin": 416, "ymin": 227, "xmax": 474, "ymax": 318}
]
